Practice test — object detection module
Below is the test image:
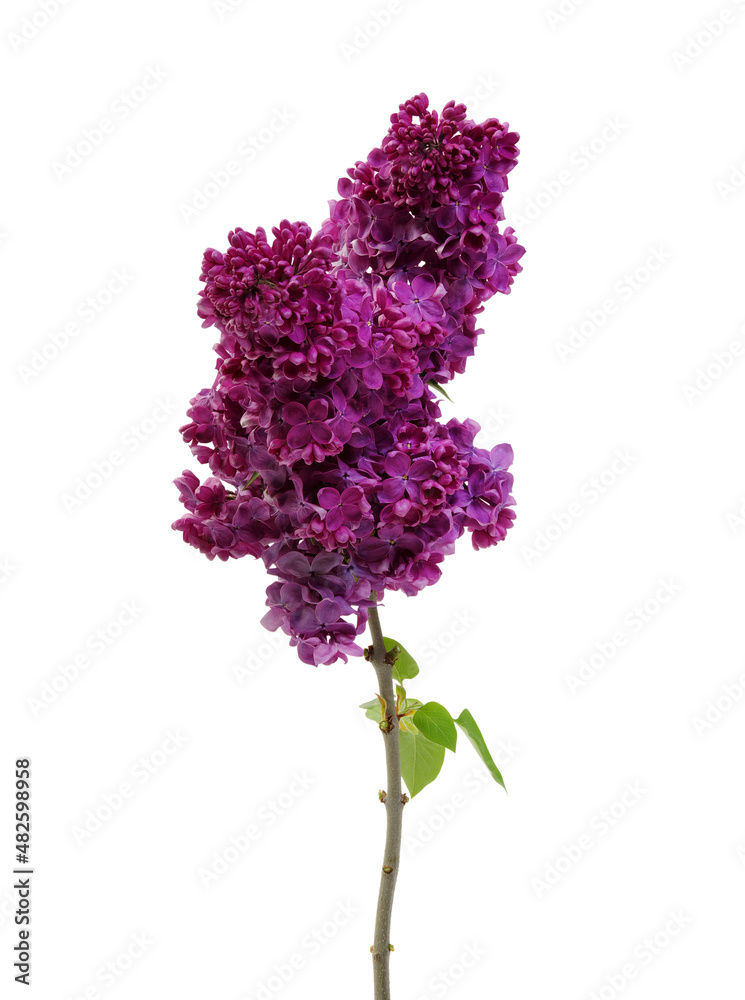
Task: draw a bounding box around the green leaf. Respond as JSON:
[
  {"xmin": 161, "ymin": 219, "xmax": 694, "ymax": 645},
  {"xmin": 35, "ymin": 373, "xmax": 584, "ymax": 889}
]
[
  {"xmin": 398, "ymin": 697, "xmax": 422, "ymax": 733},
  {"xmin": 399, "ymin": 697, "xmax": 422, "ymax": 716},
  {"xmin": 412, "ymin": 702, "xmax": 457, "ymax": 752},
  {"xmin": 454, "ymin": 710, "xmax": 506, "ymax": 791},
  {"xmin": 247, "ymin": 471, "xmax": 261, "ymax": 484},
  {"xmin": 383, "ymin": 637, "xmax": 419, "ymax": 683},
  {"xmin": 399, "ymin": 729, "xmax": 446, "ymax": 797},
  {"xmin": 427, "ymin": 380, "xmax": 453, "ymax": 402},
  {"xmin": 360, "ymin": 696, "xmax": 385, "ymax": 723}
]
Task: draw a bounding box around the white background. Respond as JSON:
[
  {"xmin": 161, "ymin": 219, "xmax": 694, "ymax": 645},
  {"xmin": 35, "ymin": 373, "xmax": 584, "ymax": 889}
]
[{"xmin": 2, "ymin": 1, "xmax": 744, "ymax": 998}]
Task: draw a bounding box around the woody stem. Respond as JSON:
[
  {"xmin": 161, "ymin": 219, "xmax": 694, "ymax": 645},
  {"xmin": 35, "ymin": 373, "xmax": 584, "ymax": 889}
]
[{"xmin": 368, "ymin": 601, "xmax": 403, "ymax": 1000}]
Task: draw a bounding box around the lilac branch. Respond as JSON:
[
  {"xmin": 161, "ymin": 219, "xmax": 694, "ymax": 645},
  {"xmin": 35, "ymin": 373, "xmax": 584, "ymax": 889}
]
[{"xmin": 367, "ymin": 601, "xmax": 403, "ymax": 1000}]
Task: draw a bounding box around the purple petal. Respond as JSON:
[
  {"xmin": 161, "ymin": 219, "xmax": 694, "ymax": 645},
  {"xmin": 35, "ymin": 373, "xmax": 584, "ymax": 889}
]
[
  {"xmin": 287, "ymin": 424, "xmax": 311, "ymax": 448},
  {"xmin": 261, "ymin": 607, "xmax": 286, "ymax": 631},
  {"xmin": 290, "ymin": 606, "xmax": 322, "ymax": 633},
  {"xmin": 384, "ymin": 451, "xmax": 410, "ymax": 477},
  {"xmin": 307, "ymin": 398, "xmax": 329, "ymax": 421},
  {"xmin": 276, "ymin": 552, "xmax": 311, "ymax": 577},
  {"xmin": 393, "ymin": 280, "xmax": 415, "ymax": 305},
  {"xmin": 411, "ymin": 273, "xmax": 437, "ymax": 299},
  {"xmin": 317, "ymin": 487, "xmax": 340, "ymax": 510},
  {"xmin": 282, "ymin": 402, "xmax": 307, "ymax": 425},
  {"xmin": 310, "ymin": 551, "xmax": 343, "ymax": 573},
  {"xmin": 310, "ymin": 423, "xmax": 333, "ymax": 445},
  {"xmin": 410, "ymin": 458, "xmax": 437, "ymax": 480},
  {"xmin": 357, "ymin": 537, "xmax": 390, "ymax": 562},
  {"xmin": 325, "ymin": 507, "xmax": 344, "ymax": 531},
  {"xmin": 378, "ymin": 479, "xmax": 406, "ymax": 503},
  {"xmin": 445, "ymin": 278, "xmax": 473, "ymax": 310},
  {"xmin": 490, "ymin": 443, "xmax": 514, "ymax": 469},
  {"xmin": 362, "ymin": 364, "xmax": 383, "ymax": 390},
  {"xmin": 316, "ymin": 599, "xmax": 342, "ymax": 625}
]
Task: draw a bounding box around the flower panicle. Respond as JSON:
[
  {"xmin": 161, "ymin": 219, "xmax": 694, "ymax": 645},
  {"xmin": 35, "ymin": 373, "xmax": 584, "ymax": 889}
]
[{"xmin": 173, "ymin": 94, "xmax": 523, "ymax": 664}]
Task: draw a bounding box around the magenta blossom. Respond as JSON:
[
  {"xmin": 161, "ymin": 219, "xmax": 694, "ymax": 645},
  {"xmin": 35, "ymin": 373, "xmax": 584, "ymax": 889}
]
[
  {"xmin": 394, "ymin": 274, "xmax": 446, "ymax": 325},
  {"xmin": 173, "ymin": 93, "xmax": 523, "ymax": 664}
]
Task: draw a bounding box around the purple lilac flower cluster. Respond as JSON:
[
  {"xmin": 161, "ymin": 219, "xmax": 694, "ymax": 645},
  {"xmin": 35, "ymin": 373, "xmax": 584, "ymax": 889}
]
[{"xmin": 173, "ymin": 94, "xmax": 524, "ymax": 665}]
